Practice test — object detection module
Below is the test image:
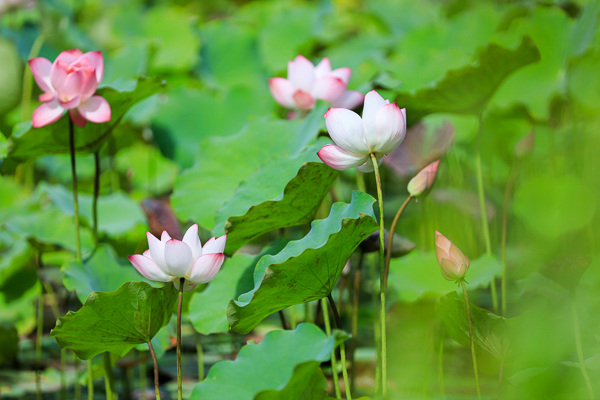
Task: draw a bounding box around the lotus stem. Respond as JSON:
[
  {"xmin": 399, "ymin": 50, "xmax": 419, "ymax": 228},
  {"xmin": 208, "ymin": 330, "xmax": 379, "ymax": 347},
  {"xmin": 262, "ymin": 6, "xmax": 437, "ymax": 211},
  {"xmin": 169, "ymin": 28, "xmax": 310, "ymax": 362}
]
[
  {"xmin": 498, "ymin": 360, "xmax": 504, "ymax": 400},
  {"xmin": 501, "ymin": 160, "xmax": 518, "ymax": 317},
  {"xmin": 328, "ymin": 294, "xmax": 352, "ymax": 400},
  {"xmin": 61, "ymin": 349, "xmax": 67, "ymax": 400},
  {"xmin": 384, "ymin": 194, "xmax": 413, "ymax": 294},
  {"xmin": 74, "ymin": 352, "xmax": 81, "ymax": 400},
  {"xmin": 356, "ymin": 170, "xmax": 366, "ymax": 193},
  {"xmin": 88, "ymin": 359, "xmax": 94, "ymax": 400},
  {"xmin": 147, "ymin": 341, "xmax": 161, "ymax": 400},
  {"xmin": 571, "ymin": 297, "xmax": 595, "ymax": 400},
  {"xmin": 350, "ymin": 251, "xmax": 363, "ymax": 392},
  {"xmin": 460, "ymin": 280, "xmax": 481, "ymax": 400},
  {"xmin": 370, "ymin": 153, "xmax": 387, "ymax": 396},
  {"xmin": 278, "ymin": 310, "xmax": 289, "ymax": 330},
  {"xmin": 69, "ymin": 117, "xmax": 82, "ymax": 262},
  {"xmin": 438, "ymin": 330, "xmax": 446, "ymax": 400},
  {"xmin": 177, "ymin": 277, "xmax": 184, "ymax": 400},
  {"xmin": 475, "ymin": 113, "xmax": 498, "ymax": 314},
  {"xmin": 197, "ymin": 334, "xmax": 204, "ymax": 382},
  {"xmin": 138, "ymin": 350, "xmax": 148, "ymax": 400},
  {"xmin": 322, "ymin": 297, "xmax": 342, "ymax": 399},
  {"xmin": 93, "ymin": 150, "xmax": 101, "ymax": 247},
  {"xmin": 103, "ymin": 352, "xmax": 115, "ymax": 400},
  {"xmin": 36, "ymin": 282, "xmax": 43, "ymax": 400}
]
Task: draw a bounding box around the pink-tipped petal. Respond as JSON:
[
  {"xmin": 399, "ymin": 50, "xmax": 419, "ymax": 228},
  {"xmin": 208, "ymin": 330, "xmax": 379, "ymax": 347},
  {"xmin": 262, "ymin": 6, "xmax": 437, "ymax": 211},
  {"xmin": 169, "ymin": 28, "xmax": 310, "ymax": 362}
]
[
  {"xmin": 147, "ymin": 232, "xmax": 168, "ymax": 272},
  {"xmin": 128, "ymin": 254, "xmax": 173, "ymax": 282},
  {"xmin": 161, "ymin": 231, "xmax": 172, "ymax": 242},
  {"xmin": 293, "ymin": 90, "xmax": 316, "ymax": 110},
  {"xmin": 317, "ymin": 144, "xmax": 368, "ymax": 171},
  {"xmin": 324, "ymin": 108, "xmax": 369, "ymax": 155},
  {"xmin": 356, "ymin": 156, "xmax": 382, "ymax": 173},
  {"xmin": 54, "ymin": 49, "xmax": 84, "ymax": 65},
  {"xmin": 312, "ymin": 76, "xmax": 347, "ymax": 103},
  {"xmin": 57, "ymin": 69, "xmax": 84, "ymax": 105},
  {"xmin": 331, "ymin": 90, "xmax": 364, "ymax": 109},
  {"xmin": 39, "ymin": 92, "xmax": 54, "ymax": 102},
  {"xmin": 202, "ymin": 235, "xmax": 227, "ymax": 255},
  {"xmin": 288, "ymin": 55, "xmax": 315, "ymax": 92},
  {"xmin": 187, "ymin": 253, "xmax": 225, "ymax": 284},
  {"xmin": 82, "ymin": 51, "xmax": 104, "ymax": 83},
  {"xmin": 28, "ymin": 57, "xmax": 53, "ymax": 94},
  {"xmin": 269, "ymin": 77, "xmax": 297, "ymax": 108},
  {"xmin": 143, "ymin": 249, "xmax": 152, "ymax": 259},
  {"xmin": 362, "ymin": 90, "xmax": 387, "ymax": 146},
  {"xmin": 50, "ymin": 60, "xmax": 69, "ymax": 91},
  {"xmin": 330, "ymin": 67, "xmax": 352, "ymax": 85},
  {"xmin": 77, "ymin": 96, "xmax": 111, "ymax": 124},
  {"xmin": 31, "ymin": 100, "xmax": 64, "ymax": 128},
  {"xmin": 375, "ymin": 103, "xmax": 405, "ymax": 154},
  {"xmin": 59, "ymin": 95, "xmax": 81, "ymax": 110},
  {"xmin": 314, "ymin": 57, "xmax": 332, "ymax": 79},
  {"xmin": 69, "ymin": 109, "xmax": 87, "ymax": 127},
  {"xmin": 80, "ymin": 73, "xmax": 99, "ymax": 102},
  {"xmin": 164, "ymin": 239, "xmax": 194, "ymax": 277},
  {"xmin": 182, "ymin": 224, "xmax": 202, "ymax": 259}
]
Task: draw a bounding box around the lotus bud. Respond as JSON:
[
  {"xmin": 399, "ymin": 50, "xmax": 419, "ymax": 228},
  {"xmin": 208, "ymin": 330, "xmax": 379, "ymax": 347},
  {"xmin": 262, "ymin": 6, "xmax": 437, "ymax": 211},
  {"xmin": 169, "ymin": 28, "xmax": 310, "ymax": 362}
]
[
  {"xmin": 435, "ymin": 231, "xmax": 470, "ymax": 281},
  {"xmin": 514, "ymin": 131, "xmax": 535, "ymax": 158},
  {"xmin": 407, "ymin": 160, "xmax": 440, "ymax": 198}
]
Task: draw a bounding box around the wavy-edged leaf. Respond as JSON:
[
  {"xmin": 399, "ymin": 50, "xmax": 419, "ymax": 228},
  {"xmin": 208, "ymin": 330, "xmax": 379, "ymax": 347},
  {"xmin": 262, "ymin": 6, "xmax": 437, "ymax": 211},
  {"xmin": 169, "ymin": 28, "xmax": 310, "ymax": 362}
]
[
  {"xmin": 51, "ymin": 281, "xmax": 176, "ymax": 360},
  {"xmin": 171, "ymin": 103, "xmax": 327, "ymax": 230},
  {"xmin": 3, "ymin": 76, "xmax": 165, "ymax": 162},
  {"xmin": 393, "ymin": 36, "xmax": 540, "ymax": 124},
  {"xmin": 216, "ymin": 157, "xmax": 339, "ymax": 255},
  {"xmin": 190, "ymin": 323, "xmax": 335, "ymax": 400},
  {"xmin": 227, "ymin": 191, "xmax": 378, "ymax": 334}
]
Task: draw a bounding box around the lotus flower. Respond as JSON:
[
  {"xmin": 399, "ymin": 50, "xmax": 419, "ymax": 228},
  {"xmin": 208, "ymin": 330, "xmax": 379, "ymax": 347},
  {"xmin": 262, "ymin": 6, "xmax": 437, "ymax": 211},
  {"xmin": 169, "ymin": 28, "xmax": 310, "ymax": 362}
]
[
  {"xmin": 28, "ymin": 49, "xmax": 111, "ymax": 128},
  {"xmin": 435, "ymin": 231, "xmax": 469, "ymax": 281},
  {"xmin": 407, "ymin": 160, "xmax": 440, "ymax": 198},
  {"xmin": 269, "ymin": 55, "xmax": 364, "ymax": 111},
  {"xmin": 317, "ymin": 90, "xmax": 406, "ymax": 172},
  {"xmin": 128, "ymin": 224, "xmax": 226, "ymax": 291}
]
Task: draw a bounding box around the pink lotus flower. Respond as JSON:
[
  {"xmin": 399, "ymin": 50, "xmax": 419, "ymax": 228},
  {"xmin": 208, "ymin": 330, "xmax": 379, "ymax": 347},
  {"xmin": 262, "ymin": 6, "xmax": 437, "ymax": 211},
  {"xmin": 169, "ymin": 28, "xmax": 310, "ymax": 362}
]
[
  {"xmin": 269, "ymin": 55, "xmax": 364, "ymax": 111},
  {"xmin": 407, "ymin": 160, "xmax": 440, "ymax": 198},
  {"xmin": 435, "ymin": 231, "xmax": 470, "ymax": 281},
  {"xmin": 317, "ymin": 90, "xmax": 406, "ymax": 172},
  {"xmin": 128, "ymin": 224, "xmax": 226, "ymax": 292},
  {"xmin": 28, "ymin": 49, "xmax": 111, "ymax": 128}
]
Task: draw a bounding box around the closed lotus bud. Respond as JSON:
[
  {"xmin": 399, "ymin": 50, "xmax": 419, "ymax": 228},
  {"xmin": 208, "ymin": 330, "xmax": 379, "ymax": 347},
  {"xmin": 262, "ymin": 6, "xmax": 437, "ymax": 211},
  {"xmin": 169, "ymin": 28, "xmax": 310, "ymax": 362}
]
[
  {"xmin": 435, "ymin": 231, "xmax": 470, "ymax": 281},
  {"xmin": 407, "ymin": 160, "xmax": 440, "ymax": 198},
  {"xmin": 514, "ymin": 131, "xmax": 534, "ymax": 158}
]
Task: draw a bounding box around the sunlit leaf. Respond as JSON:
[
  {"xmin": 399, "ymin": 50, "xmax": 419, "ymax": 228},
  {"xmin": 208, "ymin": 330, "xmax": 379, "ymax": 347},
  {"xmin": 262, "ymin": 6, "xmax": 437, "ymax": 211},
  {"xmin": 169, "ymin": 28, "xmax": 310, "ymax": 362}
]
[
  {"xmin": 0, "ymin": 38, "xmax": 21, "ymax": 116},
  {"xmin": 51, "ymin": 281, "xmax": 177, "ymax": 359}
]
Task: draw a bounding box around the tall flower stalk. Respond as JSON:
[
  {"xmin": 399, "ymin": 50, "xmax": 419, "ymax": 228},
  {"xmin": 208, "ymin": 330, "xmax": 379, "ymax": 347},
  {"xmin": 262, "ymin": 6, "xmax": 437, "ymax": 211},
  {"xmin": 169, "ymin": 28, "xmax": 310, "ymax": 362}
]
[
  {"xmin": 321, "ymin": 297, "xmax": 342, "ymax": 398},
  {"xmin": 327, "ymin": 294, "xmax": 352, "ymax": 399}
]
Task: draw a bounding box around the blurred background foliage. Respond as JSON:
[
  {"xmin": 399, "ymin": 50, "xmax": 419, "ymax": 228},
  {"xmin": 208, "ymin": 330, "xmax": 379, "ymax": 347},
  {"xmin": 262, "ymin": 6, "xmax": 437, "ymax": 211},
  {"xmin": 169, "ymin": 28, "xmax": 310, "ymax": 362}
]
[{"xmin": 0, "ymin": 0, "xmax": 599, "ymax": 399}]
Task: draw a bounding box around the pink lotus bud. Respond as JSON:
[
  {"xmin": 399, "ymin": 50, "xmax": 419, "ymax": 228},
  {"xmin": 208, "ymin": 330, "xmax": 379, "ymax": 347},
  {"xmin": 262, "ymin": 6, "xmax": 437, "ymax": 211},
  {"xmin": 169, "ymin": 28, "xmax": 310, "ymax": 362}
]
[
  {"xmin": 28, "ymin": 49, "xmax": 111, "ymax": 128},
  {"xmin": 407, "ymin": 160, "xmax": 440, "ymax": 198},
  {"xmin": 269, "ymin": 55, "xmax": 364, "ymax": 111},
  {"xmin": 434, "ymin": 231, "xmax": 470, "ymax": 281},
  {"xmin": 514, "ymin": 131, "xmax": 534, "ymax": 158}
]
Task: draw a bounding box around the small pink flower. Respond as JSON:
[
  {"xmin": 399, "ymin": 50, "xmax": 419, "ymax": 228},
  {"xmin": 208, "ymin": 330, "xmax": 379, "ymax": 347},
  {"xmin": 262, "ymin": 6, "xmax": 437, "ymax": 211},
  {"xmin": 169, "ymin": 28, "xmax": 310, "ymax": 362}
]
[
  {"xmin": 317, "ymin": 90, "xmax": 406, "ymax": 172},
  {"xmin": 269, "ymin": 55, "xmax": 364, "ymax": 111},
  {"xmin": 435, "ymin": 231, "xmax": 470, "ymax": 282},
  {"xmin": 28, "ymin": 49, "xmax": 111, "ymax": 128},
  {"xmin": 407, "ymin": 160, "xmax": 440, "ymax": 198},
  {"xmin": 128, "ymin": 224, "xmax": 226, "ymax": 292}
]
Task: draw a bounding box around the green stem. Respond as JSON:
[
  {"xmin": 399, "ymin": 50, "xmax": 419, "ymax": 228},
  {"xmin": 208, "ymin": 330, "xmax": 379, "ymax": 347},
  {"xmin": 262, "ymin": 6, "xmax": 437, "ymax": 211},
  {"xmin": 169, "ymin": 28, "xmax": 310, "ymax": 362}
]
[
  {"xmin": 177, "ymin": 278, "xmax": 184, "ymax": 400},
  {"xmin": 69, "ymin": 117, "xmax": 82, "ymax": 261},
  {"xmin": 93, "ymin": 151, "xmax": 101, "ymax": 247},
  {"xmin": 322, "ymin": 297, "xmax": 342, "ymax": 399},
  {"xmin": 384, "ymin": 194, "xmax": 413, "ymax": 294},
  {"xmin": 475, "ymin": 114, "xmax": 498, "ymax": 314},
  {"xmin": 74, "ymin": 353, "xmax": 81, "ymax": 400},
  {"xmin": 148, "ymin": 340, "xmax": 161, "ymax": 400},
  {"xmin": 61, "ymin": 349, "xmax": 67, "ymax": 400},
  {"xmin": 501, "ymin": 160, "xmax": 518, "ymax": 317},
  {"xmin": 36, "ymin": 282, "xmax": 43, "ymax": 400},
  {"xmin": 289, "ymin": 305, "xmax": 297, "ymax": 330},
  {"xmin": 438, "ymin": 331, "xmax": 446, "ymax": 400},
  {"xmin": 369, "ymin": 253, "xmax": 381, "ymax": 395},
  {"xmin": 460, "ymin": 280, "xmax": 481, "ymax": 400},
  {"xmin": 571, "ymin": 297, "xmax": 595, "ymax": 400},
  {"xmin": 370, "ymin": 154, "xmax": 387, "ymax": 396},
  {"xmin": 498, "ymin": 360, "xmax": 504, "ymax": 400},
  {"xmin": 21, "ymin": 33, "xmax": 45, "ymax": 121},
  {"xmin": 103, "ymin": 352, "xmax": 114, "ymax": 400},
  {"xmin": 328, "ymin": 294, "xmax": 352, "ymax": 400},
  {"xmin": 88, "ymin": 359, "xmax": 94, "ymax": 400},
  {"xmin": 356, "ymin": 170, "xmax": 366, "ymax": 193},
  {"xmin": 197, "ymin": 334, "xmax": 204, "ymax": 382},
  {"xmin": 305, "ymin": 301, "xmax": 313, "ymax": 324},
  {"xmin": 350, "ymin": 252, "xmax": 363, "ymax": 392}
]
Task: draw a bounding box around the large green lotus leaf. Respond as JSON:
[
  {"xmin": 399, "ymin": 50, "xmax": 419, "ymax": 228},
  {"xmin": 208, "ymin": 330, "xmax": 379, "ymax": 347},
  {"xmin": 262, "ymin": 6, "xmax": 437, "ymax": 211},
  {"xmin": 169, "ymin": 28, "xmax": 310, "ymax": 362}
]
[
  {"xmin": 436, "ymin": 292, "xmax": 512, "ymax": 362},
  {"xmin": 190, "ymin": 323, "xmax": 335, "ymax": 400},
  {"xmin": 171, "ymin": 103, "xmax": 327, "ymax": 230},
  {"xmin": 387, "ymin": 252, "xmax": 502, "ymax": 303},
  {"xmin": 215, "ymin": 153, "xmax": 339, "ymax": 255},
  {"xmin": 4, "ymin": 207, "xmax": 95, "ymax": 254},
  {"xmin": 0, "ymin": 324, "xmax": 18, "ymax": 366},
  {"xmin": 62, "ymin": 244, "xmax": 158, "ymax": 304},
  {"xmin": 227, "ymin": 191, "xmax": 378, "ymax": 334},
  {"xmin": 0, "ymin": 177, "xmax": 31, "ymax": 223},
  {"xmin": 0, "ymin": 238, "xmax": 33, "ymax": 287},
  {"xmin": 4, "ymin": 76, "xmax": 165, "ymax": 162},
  {"xmin": 392, "ymin": 36, "xmax": 540, "ymax": 125},
  {"xmin": 0, "ymin": 281, "xmax": 39, "ymax": 334},
  {"xmin": 37, "ymin": 183, "xmax": 146, "ymax": 237},
  {"xmin": 51, "ymin": 281, "xmax": 177, "ymax": 359},
  {"xmin": 0, "ymin": 38, "xmax": 22, "ymax": 116},
  {"xmin": 513, "ymin": 175, "xmax": 596, "ymax": 238},
  {"xmin": 568, "ymin": 50, "xmax": 600, "ymax": 109}
]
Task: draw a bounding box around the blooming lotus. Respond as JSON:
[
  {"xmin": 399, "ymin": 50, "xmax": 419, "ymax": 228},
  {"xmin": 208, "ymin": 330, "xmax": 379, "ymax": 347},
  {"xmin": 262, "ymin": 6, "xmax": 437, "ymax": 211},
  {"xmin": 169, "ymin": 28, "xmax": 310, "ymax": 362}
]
[
  {"xmin": 435, "ymin": 231, "xmax": 470, "ymax": 281},
  {"xmin": 317, "ymin": 90, "xmax": 406, "ymax": 172},
  {"xmin": 128, "ymin": 224, "xmax": 226, "ymax": 291},
  {"xmin": 269, "ymin": 55, "xmax": 364, "ymax": 111},
  {"xmin": 407, "ymin": 160, "xmax": 440, "ymax": 198},
  {"xmin": 29, "ymin": 49, "xmax": 111, "ymax": 128}
]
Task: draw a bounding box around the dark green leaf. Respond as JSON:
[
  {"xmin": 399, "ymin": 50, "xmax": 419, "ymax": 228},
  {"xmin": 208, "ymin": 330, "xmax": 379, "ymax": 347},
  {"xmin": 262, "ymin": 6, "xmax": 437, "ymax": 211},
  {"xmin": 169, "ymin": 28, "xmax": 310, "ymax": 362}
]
[
  {"xmin": 227, "ymin": 191, "xmax": 378, "ymax": 334},
  {"xmin": 51, "ymin": 281, "xmax": 177, "ymax": 359},
  {"xmin": 0, "ymin": 324, "xmax": 18, "ymax": 366},
  {"xmin": 0, "ymin": 38, "xmax": 21, "ymax": 115}
]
